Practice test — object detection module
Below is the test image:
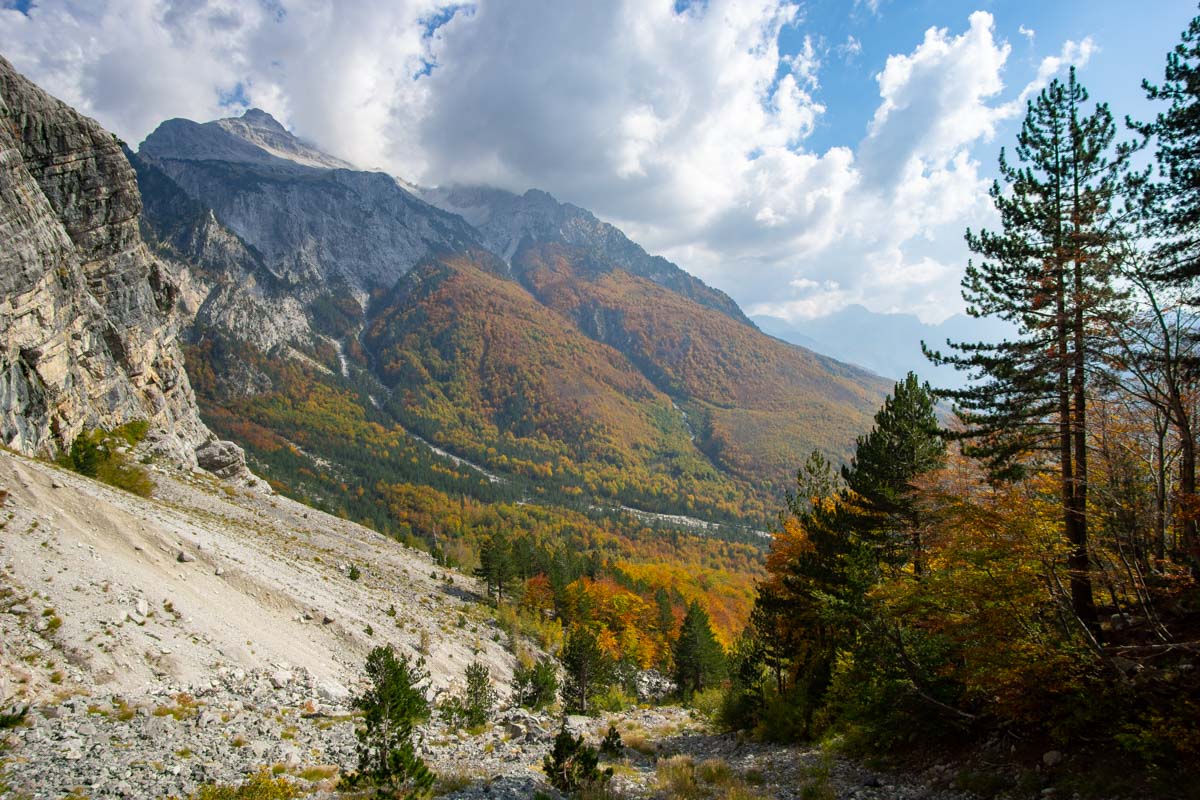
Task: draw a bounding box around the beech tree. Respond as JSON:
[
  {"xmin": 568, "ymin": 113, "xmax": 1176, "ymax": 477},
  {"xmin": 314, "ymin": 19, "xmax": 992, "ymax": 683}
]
[{"xmin": 927, "ymin": 68, "xmax": 1134, "ymax": 632}]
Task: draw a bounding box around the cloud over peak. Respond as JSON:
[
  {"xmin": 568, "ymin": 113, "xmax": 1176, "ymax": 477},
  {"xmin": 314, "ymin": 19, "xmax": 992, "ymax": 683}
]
[{"xmin": 0, "ymin": 1, "xmax": 1094, "ymax": 324}]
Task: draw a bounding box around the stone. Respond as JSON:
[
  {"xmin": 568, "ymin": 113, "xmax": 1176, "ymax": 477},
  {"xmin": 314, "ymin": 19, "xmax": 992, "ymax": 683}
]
[
  {"xmin": 317, "ymin": 681, "xmax": 349, "ymax": 704},
  {"xmin": 270, "ymin": 670, "xmax": 292, "ymax": 689},
  {"xmin": 135, "ymin": 598, "xmax": 149, "ymax": 618},
  {"xmin": 1042, "ymin": 750, "xmax": 1063, "ymax": 767},
  {"xmin": 194, "ymin": 439, "xmax": 247, "ymax": 480},
  {"xmin": 176, "ymin": 551, "xmax": 196, "ymax": 563}
]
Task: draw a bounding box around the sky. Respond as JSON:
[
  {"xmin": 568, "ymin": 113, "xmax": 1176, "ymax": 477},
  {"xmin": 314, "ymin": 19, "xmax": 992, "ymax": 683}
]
[{"xmin": 1, "ymin": 0, "xmax": 1196, "ymax": 324}]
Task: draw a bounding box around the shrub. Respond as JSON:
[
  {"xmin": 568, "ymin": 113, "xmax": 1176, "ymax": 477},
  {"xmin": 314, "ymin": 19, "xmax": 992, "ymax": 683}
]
[
  {"xmin": 338, "ymin": 645, "xmax": 434, "ymax": 798},
  {"xmin": 588, "ymin": 684, "xmax": 635, "ymax": 713},
  {"xmin": 689, "ymin": 687, "xmax": 725, "ymax": 725},
  {"xmin": 599, "ymin": 724, "xmax": 623, "ymax": 757},
  {"xmin": 656, "ymin": 756, "xmax": 700, "ymax": 800},
  {"xmin": 542, "ymin": 727, "xmax": 613, "ymax": 793},
  {"xmin": 512, "ymin": 657, "xmax": 558, "ymax": 710}
]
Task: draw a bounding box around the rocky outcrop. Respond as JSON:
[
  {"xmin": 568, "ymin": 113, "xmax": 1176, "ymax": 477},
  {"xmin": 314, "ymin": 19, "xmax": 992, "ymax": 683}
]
[{"xmin": 0, "ymin": 55, "xmax": 240, "ymax": 471}]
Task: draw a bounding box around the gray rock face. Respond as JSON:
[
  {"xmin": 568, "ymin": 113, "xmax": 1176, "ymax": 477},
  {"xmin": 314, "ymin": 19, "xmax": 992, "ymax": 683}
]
[
  {"xmin": 423, "ymin": 184, "xmax": 751, "ymax": 325},
  {"xmin": 0, "ymin": 55, "xmax": 215, "ymax": 465},
  {"xmin": 139, "ymin": 110, "xmax": 485, "ymax": 294}
]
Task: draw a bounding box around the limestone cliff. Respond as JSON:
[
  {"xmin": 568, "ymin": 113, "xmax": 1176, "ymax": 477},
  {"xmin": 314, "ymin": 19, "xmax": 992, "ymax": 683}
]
[{"xmin": 0, "ymin": 55, "xmax": 230, "ymax": 468}]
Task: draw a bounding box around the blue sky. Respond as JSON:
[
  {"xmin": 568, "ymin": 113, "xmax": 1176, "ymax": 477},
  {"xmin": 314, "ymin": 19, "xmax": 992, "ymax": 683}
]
[
  {"xmin": 1, "ymin": 0, "xmax": 1196, "ymax": 323},
  {"xmin": 793, "ymin": 0, "xmax": 1195, "ymax": 154}
]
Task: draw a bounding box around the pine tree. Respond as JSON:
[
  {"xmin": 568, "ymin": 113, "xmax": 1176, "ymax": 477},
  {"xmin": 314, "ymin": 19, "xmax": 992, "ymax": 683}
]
[
  {"xmin": 926, "ymin": 68, "xmax": 1133, "ymax": 632},
  {"xmin": 340, "ymin": 645, "xmax": 434, "ymax": 798},
  {"xmin": 672, "ymin": 601, "xmax": 725, "ymax": 699},
  {"xmin": 841, "ymin": 373, "xmax": 944, "ymax": 574},
  {"xmin": 474, "ymin": 532, "xmax": 514, "ymax": 601},
  {"xmin": 560, "ymin": 625, "xmax": 613, "ymax": 715},
  {"xmin": 1133, "ymin": 11, "xmax": 1200, "ymax": 284}
]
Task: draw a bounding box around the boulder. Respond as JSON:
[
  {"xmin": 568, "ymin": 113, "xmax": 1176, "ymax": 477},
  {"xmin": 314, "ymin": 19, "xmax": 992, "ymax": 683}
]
[{"xmin": 194, "ymin": 439, "xmax": 247, "ymax": 479}]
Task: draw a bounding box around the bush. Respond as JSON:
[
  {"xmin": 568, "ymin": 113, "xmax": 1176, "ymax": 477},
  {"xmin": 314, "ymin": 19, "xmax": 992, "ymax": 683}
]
[
  {"xmin": 512, "ymin": 657, "xmax": 558, "ymax": 710},
  {"xmin": 600, "ymin": 724, "xmax": 623, "ymax": 757},
  {"xmin": 689, "ymin": 687, "xmax": 725, "ymax": 725},
  {"xmin": 542, "ymin": 727, "xmax": 613, "ymax": 793},
  {"xmin": 339, "ymin": 645, "xmax": 434, "ymax": 798},
  {"xmin": 589, "ymin": 684, "xmax": 635, "ymax": 714}
]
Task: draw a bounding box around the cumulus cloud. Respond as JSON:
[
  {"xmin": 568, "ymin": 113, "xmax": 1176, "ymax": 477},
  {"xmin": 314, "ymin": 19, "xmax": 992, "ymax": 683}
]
[{"xmin": 0, "ymin": 2, "xmax": 1092, "ymax": 323}]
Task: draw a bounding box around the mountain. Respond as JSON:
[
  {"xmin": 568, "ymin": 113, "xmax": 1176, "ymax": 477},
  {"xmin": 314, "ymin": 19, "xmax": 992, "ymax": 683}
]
[
  {"xmin": 0, "ymin": 55, "xmax": 238, "ymax": 469},
  {"xmin": 132, "ymin": 107, "xmax": 889, "ymax": 529},
  {"xmin": 139, "ymin": 113, "xmax": 483, "ymax": 293},
  {"xmin": 754, "ymin": 305, "xmax": 1015, "ymax": 390},
  {"xmin": 424, "ymin": 184, "xmax": 751, "ymax": 324},
  {"xmin": 510, "ymin": 243, "xmax": 887, "ymax": 487}
]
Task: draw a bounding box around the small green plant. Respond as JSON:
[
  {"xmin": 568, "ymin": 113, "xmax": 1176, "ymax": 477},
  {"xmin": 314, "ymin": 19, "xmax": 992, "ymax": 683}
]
[
  {"xmin": 0, "ymin": 705, "xmax": 28, "ymax": 730},
  {"xmin": 347, "ymin": 564, "xmax": 361, "ymax": 581},
  {"xmin": 59, "ymin": 424, "xmax": 155, "ymax": 497},
  {"xmin": 600, "ymin": 724, "xmax": 623, "ymax": 757},
  {"xmin": 656, "ymin": 755, "xmax": 699, "ymax": 799},
  {"xmin": 542, "ymin": 727, "xmax": 613, "ymax": 794}
]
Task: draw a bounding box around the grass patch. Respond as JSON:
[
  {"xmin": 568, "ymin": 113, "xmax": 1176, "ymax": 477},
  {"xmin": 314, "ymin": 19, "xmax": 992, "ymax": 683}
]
[
  {"xmin": 295, "ymin": 765, "xmax": 338, "ymax": 782},
  {"xmin": 189, "ymin": 770, "xmax": 300, "ymax": 800}
]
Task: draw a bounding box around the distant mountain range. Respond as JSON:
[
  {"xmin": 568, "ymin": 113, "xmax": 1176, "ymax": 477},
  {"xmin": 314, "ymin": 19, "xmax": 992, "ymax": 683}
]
[
  {"xmin": 128, "ymin": 107, "xmax": 891, "ymax": 528},
  {"xmin": 754, "ymin": 306, "xmax": 1014, "ymax": 390}
]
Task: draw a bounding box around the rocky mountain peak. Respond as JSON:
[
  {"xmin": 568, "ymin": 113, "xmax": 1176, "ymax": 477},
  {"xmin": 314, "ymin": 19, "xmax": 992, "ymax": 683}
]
[
  {"xmin": 141, "ymin": 107, "xmax": 355, "ymax": 171},
  {"xmin": 236, "ymin": 107, "xmax": 288, "ymax": 133}
]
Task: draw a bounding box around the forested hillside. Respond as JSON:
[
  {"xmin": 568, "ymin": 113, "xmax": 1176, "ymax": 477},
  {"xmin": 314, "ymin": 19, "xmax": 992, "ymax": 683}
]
[{"xmin": 717, "ymin": 24, "xmax": 1200, "ymax": 796}]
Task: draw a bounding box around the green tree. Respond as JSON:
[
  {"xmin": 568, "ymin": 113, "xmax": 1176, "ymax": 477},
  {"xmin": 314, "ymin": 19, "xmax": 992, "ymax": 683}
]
[
  {"xmin": 560, "ymin": 625, "xmax": 613, "ymax": 715},
  {"xmin": 339, "ymin": 645, "xmax": 434, "ymax": 798},
  {"xmin": 841, "ymin": 373, "xmax": 944, "ymax": 574},
  {"xmin": 926, "ymin": 68, "xmax": 1133, "ymax": 631},
  {"xmin": 1130, "ymin": 11, "xmax": 1200, "ymax": 567},
  {"xmin": 474, "ymin": 532, "xmax": 515, "ymax": 601},
  {"xmin": 673, "ymin": 601, "xmax": 725, "ymax": 699},
  {"xmin": 511, "ymin": 657, "xmax": 558, "ymax": 710}
]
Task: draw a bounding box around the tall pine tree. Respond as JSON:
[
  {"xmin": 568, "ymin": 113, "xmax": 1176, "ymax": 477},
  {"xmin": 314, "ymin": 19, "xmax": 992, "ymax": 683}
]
[{"xmin": 926, "ymin": 68, "xmax": 1133, "ymax": 632}]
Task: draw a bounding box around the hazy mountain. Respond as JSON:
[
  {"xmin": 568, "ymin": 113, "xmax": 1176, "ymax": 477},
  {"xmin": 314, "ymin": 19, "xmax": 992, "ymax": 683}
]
[{"xmin": 754, "ymin": 305, "xmax": 1014, "ymax": 390}]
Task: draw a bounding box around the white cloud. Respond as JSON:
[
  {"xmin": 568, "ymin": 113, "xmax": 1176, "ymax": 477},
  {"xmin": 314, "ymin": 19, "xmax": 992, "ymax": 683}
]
[
  {"xmin": 1018, "ymin": 24, "xmax": 1035, "ymax": 43},
  {"xmin": 838, "ymin": 35, "xmax": 863, "ymax": 61},
  {"xmin": 0, "ymin": 2, "xmax": 1089, "ymax": 324}
]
